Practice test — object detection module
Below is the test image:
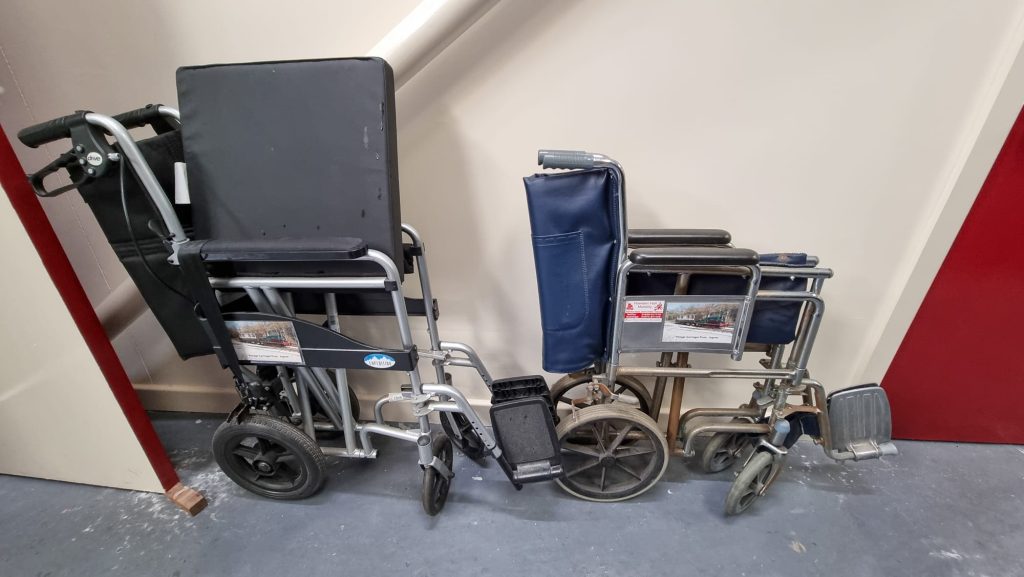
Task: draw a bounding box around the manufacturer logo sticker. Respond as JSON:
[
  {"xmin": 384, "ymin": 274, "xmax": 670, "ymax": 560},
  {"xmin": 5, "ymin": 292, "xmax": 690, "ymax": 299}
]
[{"xmin": 363, "ymin": 353, "xmax": 396, "ymax": 369}]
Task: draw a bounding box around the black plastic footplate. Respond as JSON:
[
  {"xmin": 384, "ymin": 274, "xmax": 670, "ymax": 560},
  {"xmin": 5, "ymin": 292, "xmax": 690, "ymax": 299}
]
[{"xmin": 489, "ymin": 376, "xmax": 563, "ymax": 486}]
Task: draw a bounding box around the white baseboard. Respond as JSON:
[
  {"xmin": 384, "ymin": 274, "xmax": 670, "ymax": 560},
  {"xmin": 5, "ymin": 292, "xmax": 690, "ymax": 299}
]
[{"xmin": 134, "ymin": 383, "xmax": 240, "ymax": 414}]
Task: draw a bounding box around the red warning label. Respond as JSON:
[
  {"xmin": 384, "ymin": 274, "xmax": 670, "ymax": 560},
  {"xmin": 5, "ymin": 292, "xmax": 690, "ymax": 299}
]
[{"xmin": 623, "ymin": 300, "xmax": 664, "ymax": 322}]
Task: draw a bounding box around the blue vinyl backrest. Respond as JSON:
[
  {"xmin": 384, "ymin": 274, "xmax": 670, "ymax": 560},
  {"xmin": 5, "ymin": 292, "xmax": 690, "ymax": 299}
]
[{"xmin": 523, "ymin": 168, "xmax": 620, "ymax": 373}]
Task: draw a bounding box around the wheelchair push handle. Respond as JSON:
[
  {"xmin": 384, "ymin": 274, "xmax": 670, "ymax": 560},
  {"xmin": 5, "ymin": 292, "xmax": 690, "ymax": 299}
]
[
  {"xmin": 17, "ymin": 112, "xmax": 86, "ymax": 148},
  {"xmin": 19, "ymin": 104, "xmax": 176, "ymax": 150},
  {"xmin": 537, "ymin": 149, "xmax": 596, "ymax": 170},
  {"xmin": 112, "ymin": 104, "xmax": 179, "ymax": 133}
]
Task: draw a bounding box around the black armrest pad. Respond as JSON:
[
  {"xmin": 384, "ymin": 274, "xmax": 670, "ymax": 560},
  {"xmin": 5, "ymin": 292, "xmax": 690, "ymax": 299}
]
[
  {"xmin": 629, "ymin": 246, "xmax": 759, "ymax": 267},
  {"xmin": 628, "ymin": 228, "xmax": 731, "ymax": 247},
  {"xmin": 200, "ymin": 237, "xmax": 367, "ymax": 262}
]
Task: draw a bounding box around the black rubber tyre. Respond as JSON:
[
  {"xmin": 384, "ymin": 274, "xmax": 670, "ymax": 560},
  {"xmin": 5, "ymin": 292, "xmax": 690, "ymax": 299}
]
[
  {"xmin": 421, "ymin": 434, "xmax": 454, "ymax": 516},
  {"xmin": 550, "ymin": 372, "xmax": 653, "ymax": 415},
  {"xmin": 699, "ymin": 430, "xmax": 749, "ymax": 474},
  {"xmin": 439, "ymin": 411, "xmax": 487, "ymax": 461},
  {"xmin": 212, "ymin": 414, "xmax": 327, "ymax": 500},
  {"xmin": 724, "ymin": 450, "xmax": 781, "ymax": 516},
  {"xmin": 554, "ymin": 404, "xmax": 669, "ymax": 502}
]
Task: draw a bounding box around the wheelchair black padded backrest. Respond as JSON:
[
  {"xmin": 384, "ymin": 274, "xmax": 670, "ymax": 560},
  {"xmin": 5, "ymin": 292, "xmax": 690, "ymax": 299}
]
[{"xmin": 176, "ymin": 57, "xmax": 403, "ymax": 277}]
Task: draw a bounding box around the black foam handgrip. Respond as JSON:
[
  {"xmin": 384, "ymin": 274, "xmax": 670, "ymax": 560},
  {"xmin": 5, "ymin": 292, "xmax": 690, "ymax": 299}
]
[
  {"xmin": 537, "ymin": 149, "xmax": 595, "ymax": 170},
  {"xmin": 17, "ymin": 113, "xmax": 83, "ymax": 148},
  {"xmin": 112, "ymin": 104, "xmax": 166, "ymax": 130}
]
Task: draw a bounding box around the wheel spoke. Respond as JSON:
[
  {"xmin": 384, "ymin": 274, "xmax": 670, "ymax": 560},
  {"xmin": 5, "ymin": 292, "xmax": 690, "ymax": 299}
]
[
  {"xmin": 711, "ymin": 451, "xmax": 730, "ymax": 468},
  {"xmin": 276, "ymin": 452, "xmax": 298, "ymax": 464},
  {"xmin": 591, "ymin": 424, "xmax": 608, "ymax": 453},
  {"xmin": 614, "ymin": 461, "xmax": 643, "ymax": 481},
  {"xmin": 232, "ymin": 446, "xmax": 260, "ymax": 461},
  {"xmin": 242, "ymin": 465, "xmax": 263, "ymax": 482},
  {"xmin": 562, "ymin": 442, "xmax": 601, "ymax": 457},
  {"xmin": 614, "ymin": 444, "xmax": 655, "ymax": 458},
  {"xmin": 253, "ymin": 438, "xmax": 271, "ymax": 457},
  {"xmin": 599, "ymin": 466, "xmax": 607, "ymax": 492},
  {"xmin": 565, "ymin": 458, "xmax": 603, "ymax": 478},
  {"xmin": 738, "ymin": 488, "xmax": 756, "ymax": 507},
  {"xmin": 607, "ymin": 424, "xmax": 634, "ymax": 452}
]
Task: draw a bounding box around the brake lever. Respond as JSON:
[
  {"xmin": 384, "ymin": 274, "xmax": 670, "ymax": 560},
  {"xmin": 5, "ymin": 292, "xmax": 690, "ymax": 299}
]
[{"xmin": 27, "ymin": 150, "xmax": 88, "ymax": 197}]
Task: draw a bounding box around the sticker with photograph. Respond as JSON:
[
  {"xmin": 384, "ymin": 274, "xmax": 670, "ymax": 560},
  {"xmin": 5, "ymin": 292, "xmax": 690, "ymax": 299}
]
[
  {"xmin": 661, "ymin": 301, "xmax": 740, "ymax": 344},
  {"xmin": 226, "ymin": 320, "xmax": 303, "ymax": 364}
]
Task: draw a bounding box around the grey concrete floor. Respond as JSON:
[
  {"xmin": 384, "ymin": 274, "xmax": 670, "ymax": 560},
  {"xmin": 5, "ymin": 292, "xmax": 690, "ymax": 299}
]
[{"xmin": 1, "ymin": 413, "xmax": 1022, "ymax": 577}]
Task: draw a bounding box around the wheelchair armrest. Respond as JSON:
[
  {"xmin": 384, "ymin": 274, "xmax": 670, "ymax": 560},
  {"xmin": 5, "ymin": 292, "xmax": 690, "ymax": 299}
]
[
  {"xmin": 627, "ymin": 228, "xmax": 731, "ymax": 247},
  {"xmin": 199, "ymin": 237, "xmax": 368, "ymax": 262},
  {"xmin": 628, "ymin": 246, "xmax": 759, "ymax": 267}
]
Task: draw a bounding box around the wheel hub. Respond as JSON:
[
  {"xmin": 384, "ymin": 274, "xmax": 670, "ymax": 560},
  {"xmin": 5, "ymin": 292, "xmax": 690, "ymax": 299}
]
[
  {"xmin": 600, "ymin": 455, "xmax": 617, "ymax": 467},
  {"xmin": 255, "ymin": 460, "xmax": 274, "ymax": 474}
]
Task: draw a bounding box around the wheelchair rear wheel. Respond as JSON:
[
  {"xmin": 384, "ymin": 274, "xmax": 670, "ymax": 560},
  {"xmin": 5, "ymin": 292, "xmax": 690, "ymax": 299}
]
[
  {"xmin": 554, "ymin": 404, "xmax": 668, "ymax": 502},
  {"xmin": 550, "ymin": 372, "xmax": 653, "ymax": 415},
  {"xmin": 724, "ymin": 450, "xmax": 782, "ymax": 515},
  {"xmin": 422, "ymin": 434, "xmax": 454, "ymax": 516},
  {"xmin": 212, "ymin": 414, "xmax": 327, "ymax": 500}
]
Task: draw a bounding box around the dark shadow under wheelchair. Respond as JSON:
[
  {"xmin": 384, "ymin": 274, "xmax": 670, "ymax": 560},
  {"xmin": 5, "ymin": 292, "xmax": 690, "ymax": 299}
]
[{"xmin": 19, "ymin": 57, "xmax": 896, "ymax": 516}]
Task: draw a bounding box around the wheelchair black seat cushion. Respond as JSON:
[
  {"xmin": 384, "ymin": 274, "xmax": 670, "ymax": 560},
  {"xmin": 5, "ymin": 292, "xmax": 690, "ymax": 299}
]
[{"xmin": 176, "ymin": 57, "xmax": 402, "ymax": 277}]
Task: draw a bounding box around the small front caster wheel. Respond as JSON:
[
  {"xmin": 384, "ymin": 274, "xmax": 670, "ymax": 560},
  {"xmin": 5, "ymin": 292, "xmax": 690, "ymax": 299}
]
[
  {"xmin": 212, "ymin": 414, "xmax": 327, "ymax": 500},
  {"xmin": 700, "ymin": 430, "xmax": 748, "ymax": 474},
  {"xmin": 724, "ymin": 450, "xmax": 782, "ymax": 515},
  {"xmin": 421, "ymin": 434, "xmax": 454, "ymax": 516}
]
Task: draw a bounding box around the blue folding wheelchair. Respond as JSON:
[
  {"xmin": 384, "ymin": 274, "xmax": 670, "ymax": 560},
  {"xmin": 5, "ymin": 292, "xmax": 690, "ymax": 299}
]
[
  {"xmin": 19, "ymin": 57, "xmax": 895, "ymax": 516},
  {"xmin": 527, "ymin": 151, "xmax": 898, "ymax": 513}
]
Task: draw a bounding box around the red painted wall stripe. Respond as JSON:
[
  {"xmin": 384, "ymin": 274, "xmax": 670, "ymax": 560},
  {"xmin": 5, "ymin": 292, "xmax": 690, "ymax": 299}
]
[
  {"xmin": 882, "ymin": 105, "xmax": 1024, "ymax": 444},
  {"xmin": 0, "ymin": 125, "xmax": 180, "ymax": 489}
]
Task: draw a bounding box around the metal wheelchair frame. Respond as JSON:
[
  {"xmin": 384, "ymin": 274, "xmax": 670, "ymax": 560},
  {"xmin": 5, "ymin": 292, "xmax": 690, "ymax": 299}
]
[
  {"xmin": 44, "ymin": 108, "xmax": 568, "ymax": 513},
  {"xmin": 538, "ymin": 150, "xmax": 897, "ymax": 513}
]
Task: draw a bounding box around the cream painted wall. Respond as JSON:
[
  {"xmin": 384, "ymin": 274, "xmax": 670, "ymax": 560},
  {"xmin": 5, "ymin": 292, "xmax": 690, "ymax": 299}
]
[
  {"xmin": 0, "ymin": 183, "xmax": 162, "ymax": 492},
  {"xmin": 3, "ymin": 1, "xmax": 1024, "ymax": 420},
  {"xmin": 392, "ymin": 0, "xmax": 1024, "ymax": 414}
]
